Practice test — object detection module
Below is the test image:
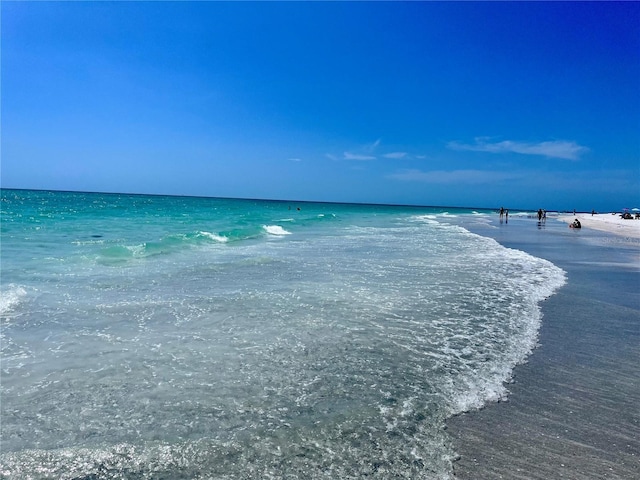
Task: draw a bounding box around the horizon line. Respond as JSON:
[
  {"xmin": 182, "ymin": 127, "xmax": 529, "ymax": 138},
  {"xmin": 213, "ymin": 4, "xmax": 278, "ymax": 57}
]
[{"xmin": 0, "ymin": 186, "xmax": 597, "ymax": 214}]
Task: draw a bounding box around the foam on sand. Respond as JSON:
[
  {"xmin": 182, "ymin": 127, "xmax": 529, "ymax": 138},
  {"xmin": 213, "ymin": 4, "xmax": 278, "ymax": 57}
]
[{"xmin": 448, "ymin": 211, "xmax": 640, "ymax": 480}]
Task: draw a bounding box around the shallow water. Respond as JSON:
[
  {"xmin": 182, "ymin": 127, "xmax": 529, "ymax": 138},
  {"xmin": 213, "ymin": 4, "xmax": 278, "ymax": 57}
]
[{"xmin": 0, "ymin": 190, "xmax": 565, "ymax": 479}]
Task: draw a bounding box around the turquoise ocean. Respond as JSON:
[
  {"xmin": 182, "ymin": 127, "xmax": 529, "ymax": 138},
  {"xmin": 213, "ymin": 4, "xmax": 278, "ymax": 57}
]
[{"xmin": 0, "ymin": 189, "xmax": 565, "ymax": 479}]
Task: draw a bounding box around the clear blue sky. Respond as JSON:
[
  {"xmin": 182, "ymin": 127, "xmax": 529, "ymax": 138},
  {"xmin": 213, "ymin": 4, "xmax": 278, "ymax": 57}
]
[{"xmin": 2, "ymin": 1, "xmax": 639, "ymax": 211}]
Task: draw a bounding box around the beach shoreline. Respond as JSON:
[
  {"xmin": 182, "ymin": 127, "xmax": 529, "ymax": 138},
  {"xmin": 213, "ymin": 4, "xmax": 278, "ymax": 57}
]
[
  {"xmin": 447, "ymin": 216, "xmax": 640, "ymax": 479},
  {"xmin": 556, "ymin": 212, "xmax": 640, "ymax": 239}
]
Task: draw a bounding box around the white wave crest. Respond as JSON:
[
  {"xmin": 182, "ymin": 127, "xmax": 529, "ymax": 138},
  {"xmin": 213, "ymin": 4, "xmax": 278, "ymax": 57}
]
[
  {"xmin": 198, "ymin": 231, "xmax": 229, "ymax": 243},
  {"xmin": 412, "ymin": 214, "xmax": 439, "ymax": 224},
  {"xmin": 263, "ymin": 225, "xmax": 292, "ymax": 236},
  {"xmin": 0, "ymin": 285, "xmax": 27, "ymax": 316}
]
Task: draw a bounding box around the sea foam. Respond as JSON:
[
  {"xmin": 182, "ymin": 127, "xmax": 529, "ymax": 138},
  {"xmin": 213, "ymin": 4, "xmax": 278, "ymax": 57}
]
[
  {"xmin": 197, "ymin": 231, "xmax": 229, "ymax": 243},
  {"xmin": 263, "ymin": 225, "xmax": 291, "ymax": 236},
  {"xmin": 0, "ymin": 285, "xmax": 27, "ymax": 317}
]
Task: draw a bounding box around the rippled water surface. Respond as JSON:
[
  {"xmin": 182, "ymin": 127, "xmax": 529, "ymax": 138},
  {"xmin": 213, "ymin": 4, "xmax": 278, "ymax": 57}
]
[{"xmin": 0, "ymin": 190, "xmax": 565, "ymax": 479}]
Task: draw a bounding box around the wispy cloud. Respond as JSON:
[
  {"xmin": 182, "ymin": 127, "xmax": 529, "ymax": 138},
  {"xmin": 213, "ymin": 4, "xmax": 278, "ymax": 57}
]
[
  {"xmin": 388, "ymin": 168, "xmax": 520, "ymax": 184},
  {"xmin": 328, "ymin": 139, "xmax": 384, "ymax": 161},
  {"xmin": 288, "ymin": 158, "xmax": 302, "ymax": 162},
  {"xmin": 383, "ymin": 152, "xmax": 407, "ymax": 159},
  {"xmin": 344, "ymin": 152, "xmax": 376, "ymax": 161},
  {"xmin": 448, "ymin": 138, "xmax": 589, "ymax": 160},
  {"xmin": 365, "ymin": 138, "xmax": 381, "ymax": 153}
]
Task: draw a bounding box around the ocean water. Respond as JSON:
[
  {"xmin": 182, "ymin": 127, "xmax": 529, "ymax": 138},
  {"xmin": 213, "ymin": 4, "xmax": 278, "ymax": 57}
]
[{"xmin": 0, "ymin": 190, "xmax": 566, "ymax": 479}]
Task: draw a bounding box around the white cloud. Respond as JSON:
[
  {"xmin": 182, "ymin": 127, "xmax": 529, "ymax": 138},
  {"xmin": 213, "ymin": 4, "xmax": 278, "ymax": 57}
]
[
  {"xmin": 388, "ymin": 168, "xmax": 520, "ymax": 184},
  {"xmin": 289, "ymin": 158, "xmax": 302, "ymax": 162},
  {"xmin": 344, "ymin": 152, "xmax": 376, "ymax": 161},
  {"xmin": 449, "ymin": 138, "xmax": 589, "ymax": 160},
  {"xmin": 383, "ymin": 152, "xmax": 407, "ymax": 159}
]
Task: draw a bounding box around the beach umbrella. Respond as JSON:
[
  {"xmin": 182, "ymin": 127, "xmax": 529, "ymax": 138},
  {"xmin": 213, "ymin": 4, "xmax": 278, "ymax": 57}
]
[{"xmin": 632, "ymin": 208, "xmax": 640, "ymax": 212}]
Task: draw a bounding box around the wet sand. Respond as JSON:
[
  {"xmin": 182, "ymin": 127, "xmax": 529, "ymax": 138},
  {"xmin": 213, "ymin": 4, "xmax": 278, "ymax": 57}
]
[{"xmin": 447, "ymin": 216, "xmax": 640, "ymax": 479}]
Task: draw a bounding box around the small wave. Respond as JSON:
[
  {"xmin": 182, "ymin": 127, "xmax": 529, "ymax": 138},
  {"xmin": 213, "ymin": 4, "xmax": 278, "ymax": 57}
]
[
  {"xmin": 97, "ymin": 232, "xmax": 231, "ymax": 265},
  {"xmin": 263, "ymin": 225, "xmax": 292, "ymax": 236},
  {"xmin": 0, "ymin": 285, "xmax": 27, "ymax": 316},
  {"xmin": 511, "ymin": 211, "xmax": 532, "ymax": 217},
  {"xmin": 413, "ymin": 214, "xmax": 437, "ymax": 221},
  {"xmin": 96, "ymin": 245, "xmax": 137, "ymax": 265},
  {"xmin": 196, "ymin": 231, "xmax": 229, "ymax": 243}
]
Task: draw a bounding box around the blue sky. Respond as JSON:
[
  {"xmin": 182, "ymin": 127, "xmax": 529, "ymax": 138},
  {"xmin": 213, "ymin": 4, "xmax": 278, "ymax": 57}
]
[{"xmin": 2, "ymin": 1, "xmax": 639, "ymax": 211}]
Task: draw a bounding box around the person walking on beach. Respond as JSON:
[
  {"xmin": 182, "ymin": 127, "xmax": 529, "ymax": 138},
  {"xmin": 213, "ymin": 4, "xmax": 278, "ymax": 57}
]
[
  {"xmin": 537, "ymin": 208, "xmax": 543, "ymax": 221},
  {"xmin": 499, "ymin": 207, "xmax": 504, "ymax": 221},
  {"xmin": 505, "ymin": 209, "xmax": 509, "ymax": 223}
]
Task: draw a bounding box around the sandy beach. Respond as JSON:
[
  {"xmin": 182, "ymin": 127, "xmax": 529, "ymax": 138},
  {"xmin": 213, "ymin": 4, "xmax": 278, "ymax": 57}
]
[
  {"xmin": 557, "ymin": 212, "xmax": 640, "ymax": 239},
  {"xmin": 448, "ymin": 215, "xmax": 640, "ymax": 479}
]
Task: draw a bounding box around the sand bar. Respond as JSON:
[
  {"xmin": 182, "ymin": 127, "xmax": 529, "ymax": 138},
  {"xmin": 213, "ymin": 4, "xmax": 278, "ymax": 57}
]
[{"xmin": 448, "ymin": 216, "xmax": 640, "ymax": 479}]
